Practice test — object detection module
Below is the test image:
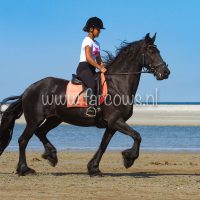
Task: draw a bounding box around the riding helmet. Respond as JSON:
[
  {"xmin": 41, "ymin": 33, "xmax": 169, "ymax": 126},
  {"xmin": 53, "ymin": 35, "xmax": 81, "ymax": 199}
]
[{"xmin": 83, "ymin": 17, "xmax": 105, "ymax": 32}]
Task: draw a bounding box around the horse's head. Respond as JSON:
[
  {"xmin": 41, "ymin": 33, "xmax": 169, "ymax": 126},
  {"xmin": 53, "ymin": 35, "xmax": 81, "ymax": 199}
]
[{"xmin": 142, "ymin": 33, "xmax": 170, "ymax": 80}]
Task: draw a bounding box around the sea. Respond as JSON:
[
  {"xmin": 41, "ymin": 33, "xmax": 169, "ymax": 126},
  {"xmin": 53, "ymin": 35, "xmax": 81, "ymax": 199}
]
[
  {"xmin": 2, "ymin": 102, "xmax": 200, "ymax": 152},
  {"xmin": 6, "ymin": 124, "xmax": 200, "ymax": 152}
]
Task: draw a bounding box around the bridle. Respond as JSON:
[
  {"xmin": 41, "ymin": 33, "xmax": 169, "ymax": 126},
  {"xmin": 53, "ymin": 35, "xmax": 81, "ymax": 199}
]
[
  {"xmin": 141, "ymin": 53, "xmax": 168, "ymax": 74},
  {"xmin": 105, "ymin": 48, "xmax": 168, "ymax": 76}
]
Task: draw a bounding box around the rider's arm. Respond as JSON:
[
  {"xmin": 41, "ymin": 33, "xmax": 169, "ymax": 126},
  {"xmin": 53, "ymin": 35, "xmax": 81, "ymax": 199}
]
[
  {"xmin": 96, "ymin": 55, "xmax": 103, "ymax": 65},
  {"xmin": 85, "ymin": 45, "xmax": 101, "ymax": 69},
  {"xmin": 96, "ymin": 55, "xmax": 107, "ymax": 73}
]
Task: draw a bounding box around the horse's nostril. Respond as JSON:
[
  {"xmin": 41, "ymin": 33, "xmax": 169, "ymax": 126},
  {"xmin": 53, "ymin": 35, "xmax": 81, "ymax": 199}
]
[{"xmin": 164, "ymin": 70, "xmax": 169, "ymax": 75}]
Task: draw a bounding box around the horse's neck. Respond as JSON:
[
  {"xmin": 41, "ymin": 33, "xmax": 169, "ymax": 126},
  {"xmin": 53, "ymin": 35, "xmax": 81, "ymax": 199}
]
[{"xmin": 108, "ymin": 61, "xmax": 142, "ymax": 97}]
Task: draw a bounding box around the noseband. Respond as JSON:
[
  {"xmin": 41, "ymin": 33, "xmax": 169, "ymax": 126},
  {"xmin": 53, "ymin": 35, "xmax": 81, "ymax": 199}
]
[{"xmin": 142, "ymin": 53, "xmax": 168, "ymax": 75}]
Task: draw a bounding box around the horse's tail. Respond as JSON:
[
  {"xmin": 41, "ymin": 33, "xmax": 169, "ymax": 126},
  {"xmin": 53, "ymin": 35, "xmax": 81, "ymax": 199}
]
[{"xmin": 0, "ymin": 95, "xmax": 23, "ymax": 156}]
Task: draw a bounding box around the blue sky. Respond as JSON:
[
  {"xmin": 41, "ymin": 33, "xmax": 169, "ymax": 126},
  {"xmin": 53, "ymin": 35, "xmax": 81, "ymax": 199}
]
[{"xmin": 0, "ymin": 0, "xmax": 200, "ymax": 102}]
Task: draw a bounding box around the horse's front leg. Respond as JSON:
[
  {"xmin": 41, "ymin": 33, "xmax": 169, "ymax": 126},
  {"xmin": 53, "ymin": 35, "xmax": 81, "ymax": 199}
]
[
  {"xmin": 87, "ymin": 128, "xmax": 116, "ymax": 176},
  {"xmin": 111, "ymin": 118, "xmax": 142, "ymax": 168}
]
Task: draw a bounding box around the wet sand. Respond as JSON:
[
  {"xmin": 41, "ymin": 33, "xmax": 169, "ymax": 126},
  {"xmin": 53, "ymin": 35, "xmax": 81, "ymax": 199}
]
[{"xmin": 0, "ymin": 151, "xmax": 200, "ymax": 200}]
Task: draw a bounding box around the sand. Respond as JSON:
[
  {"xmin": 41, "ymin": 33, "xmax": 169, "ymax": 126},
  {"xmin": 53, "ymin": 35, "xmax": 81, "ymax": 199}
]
[{"xmin": 0, "ymin": 151, "xmax": 200, "ymax": 200}]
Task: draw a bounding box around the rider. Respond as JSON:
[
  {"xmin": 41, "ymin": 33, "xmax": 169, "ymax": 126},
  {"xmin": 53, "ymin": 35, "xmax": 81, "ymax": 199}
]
[{"xmin": 76, "ymin": 17, "xmax": 107, "ymax": 117}]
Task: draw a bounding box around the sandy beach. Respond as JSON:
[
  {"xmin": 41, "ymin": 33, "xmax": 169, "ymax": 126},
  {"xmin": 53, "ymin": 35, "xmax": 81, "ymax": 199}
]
[{"xmin": 0, "ymin": 151, "xmax": 200, "ymax": 200}]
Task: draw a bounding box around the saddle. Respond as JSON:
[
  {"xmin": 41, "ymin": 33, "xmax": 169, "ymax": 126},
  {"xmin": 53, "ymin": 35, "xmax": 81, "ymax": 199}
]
[{"xmin": 66, "ymin": 73, "xmax": 108, "ymax": 108}]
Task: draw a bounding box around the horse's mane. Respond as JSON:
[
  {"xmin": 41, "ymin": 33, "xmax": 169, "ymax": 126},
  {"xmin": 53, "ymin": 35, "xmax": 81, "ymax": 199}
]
[{"xmin": 103, "ymin": 40, "xmax": 143, "ymax": 67}]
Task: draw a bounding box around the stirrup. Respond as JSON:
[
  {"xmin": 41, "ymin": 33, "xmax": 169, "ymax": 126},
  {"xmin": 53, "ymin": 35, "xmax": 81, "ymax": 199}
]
[
  {"xmin": 85, "ymin": 107, "xmax": 96, "ymax": 118},
  {"xmin": 96, "ymin": 106, "xmax": 101, "ymax": 113}
]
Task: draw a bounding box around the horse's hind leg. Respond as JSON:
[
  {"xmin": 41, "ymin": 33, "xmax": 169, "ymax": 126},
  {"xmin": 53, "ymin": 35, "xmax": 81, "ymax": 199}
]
[
  {"xmin": 35, "ymin": 117, "xmax": 61, "ymax": 167},
  {"xmin": 17, "ymin": 122, "xmax": 41, "ymax": 176}
]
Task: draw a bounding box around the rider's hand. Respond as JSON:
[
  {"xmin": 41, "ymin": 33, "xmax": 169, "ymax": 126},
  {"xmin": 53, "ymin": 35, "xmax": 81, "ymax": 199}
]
[
  {"xmin": 100, "ymin": 62, "xmax": 106, "ymax": 68},
  {"xmin": 100, "ymin": 63, "xmax": 107, "ymax": 73},
  {"xmin": 100, "ymin": 67, "xmax": 107, "ymax": 73}
]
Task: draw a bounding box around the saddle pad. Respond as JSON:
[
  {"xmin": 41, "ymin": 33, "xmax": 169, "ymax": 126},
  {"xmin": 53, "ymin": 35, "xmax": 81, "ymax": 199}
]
[
  {"xmin": 66, "ymin": 73, "xmax": 108, "ymax": 108},
  {"xmin": 66, "ymin": 82, "xmax": 88, "ymax": 108}
]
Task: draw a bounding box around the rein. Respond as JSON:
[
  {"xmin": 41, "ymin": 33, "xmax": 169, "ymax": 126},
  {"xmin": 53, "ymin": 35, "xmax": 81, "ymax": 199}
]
[
  {"xmin": 105, "ymin": 53, "xmax": 167, "ymax": 76},
  {"xmin": 105, "ymin": 69, "xmax": 150, "ymax": 75},
  {"xmin": 105, "ymin": 54, "xmax": 150, "ymax": 75}
]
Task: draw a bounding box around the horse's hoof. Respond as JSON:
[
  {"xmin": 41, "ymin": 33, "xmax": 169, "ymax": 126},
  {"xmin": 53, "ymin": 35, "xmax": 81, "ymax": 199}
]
[
  {"xmin": 42, "ymin": 152, "xmax": 48, "ymax": 160},
  {"xmin": 122, "ymin": 150, "xmax": 134, "ymax": 169},
  {"xmin": 88, "ymin": 169, "xmax": 103, "ymax": 177},
  {"xmin": 47, "ymin": 156, "xmax": 58, "ymax": 167},
  {"xmin": 42, "ymin": 152, "xmax": 58, "ymax": 167},
  {"xmin": 89, "ymin": 171, "xmax": 103, "ymax": 177},
  {"xmin": 17, "ymin": 166, "xmax": 36, "ymax": 176}
]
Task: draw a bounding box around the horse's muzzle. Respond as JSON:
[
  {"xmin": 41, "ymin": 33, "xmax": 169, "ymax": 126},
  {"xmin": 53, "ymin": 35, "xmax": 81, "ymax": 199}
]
[{"xmin": 156, "ymin": 66, "xmax": 170, "ymax": 80}]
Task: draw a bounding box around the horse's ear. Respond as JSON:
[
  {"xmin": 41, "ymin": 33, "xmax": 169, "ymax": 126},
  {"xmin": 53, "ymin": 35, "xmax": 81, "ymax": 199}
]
[
  {"xmin": 151, "ymin": 32, "xmax": 157, "ymax": 44},
  {"xmin": 145, "ymin": 33, "xmax": 151, "ymax": 44}
]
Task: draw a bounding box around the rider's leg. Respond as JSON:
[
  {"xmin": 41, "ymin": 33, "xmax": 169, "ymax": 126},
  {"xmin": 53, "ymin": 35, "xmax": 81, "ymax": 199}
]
[{"xmin": 76, "ymin": 62, "xmax": 100, "ymax": 117}]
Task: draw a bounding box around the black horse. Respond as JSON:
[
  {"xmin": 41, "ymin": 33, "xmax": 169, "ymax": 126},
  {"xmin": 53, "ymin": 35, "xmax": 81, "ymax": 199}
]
[{"xmin": 0, "ymin": 33, "xmax": 170, "ymax": 176}]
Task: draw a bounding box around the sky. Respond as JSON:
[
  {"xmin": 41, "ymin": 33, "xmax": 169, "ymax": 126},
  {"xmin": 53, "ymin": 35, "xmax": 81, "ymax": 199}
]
[{"xmin": 0, "ymin": 0, "xmax": 200, "ymax": 102}]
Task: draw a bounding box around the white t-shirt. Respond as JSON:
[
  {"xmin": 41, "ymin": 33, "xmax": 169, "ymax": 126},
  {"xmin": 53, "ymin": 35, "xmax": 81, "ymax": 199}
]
[{"xmin": 79, "ymin": 36, "xmax": 100, "ymax": 62}]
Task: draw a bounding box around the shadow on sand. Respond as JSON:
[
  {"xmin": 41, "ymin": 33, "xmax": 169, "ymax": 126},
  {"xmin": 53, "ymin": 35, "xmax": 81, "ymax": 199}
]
[
  {"xmin": 0, "ymin": 171, "xmax": 199, "ymax": 177},
  {"xmin": 49, "ymin": 171, "xmax": 200, "ymax": 178}
]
